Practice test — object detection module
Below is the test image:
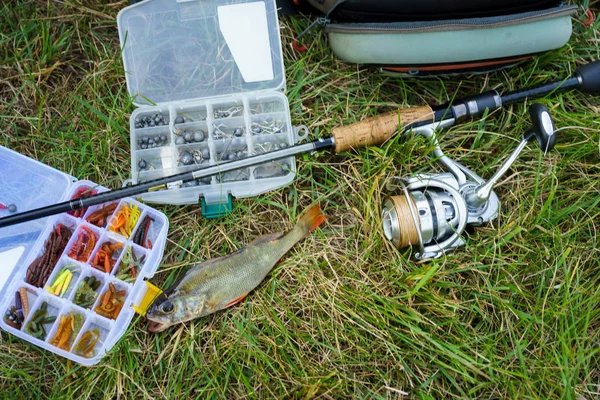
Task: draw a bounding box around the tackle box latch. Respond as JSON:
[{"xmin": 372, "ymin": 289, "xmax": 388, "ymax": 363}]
[
  {"xmin": 132, "ymin": 281, "xmax": 163, "ymax": 317},
  {"xmin": 200, "ymin": 194, "xmax": 233, "ymax": 219}
]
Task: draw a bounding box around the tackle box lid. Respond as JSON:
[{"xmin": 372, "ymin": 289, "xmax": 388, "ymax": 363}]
[
  {"xmin": 117, "ymin": 0, "xmax": 286, "ymax": 107},
  {"xmin": 0, "ymin": 146, "xmax": 75, "ymax": 297}
]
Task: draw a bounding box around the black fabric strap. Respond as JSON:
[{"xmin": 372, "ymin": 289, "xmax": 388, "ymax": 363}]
[{"xmin": 323, "ymin": 0, "xmax": 561, "ymax": 22}]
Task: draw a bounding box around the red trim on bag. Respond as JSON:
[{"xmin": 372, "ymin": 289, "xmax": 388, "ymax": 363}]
[{"xmin": 382, "ymin": 56, "xmax": 533, "ymax": 73}]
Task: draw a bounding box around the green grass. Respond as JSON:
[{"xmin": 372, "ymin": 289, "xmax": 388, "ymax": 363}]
[{"xmin": 1, "ymin": 0, "xmax": 599, "ymax": 398}]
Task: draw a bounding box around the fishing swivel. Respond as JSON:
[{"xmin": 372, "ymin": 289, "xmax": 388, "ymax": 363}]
[{"xmin": 381, "ymin": 103, "xmax": 556, "ymax": 260}]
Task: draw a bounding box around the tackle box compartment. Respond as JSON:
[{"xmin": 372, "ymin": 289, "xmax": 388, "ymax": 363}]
[
  {"xmin": 118, "ymin": 0, "xmax": 304, "ymax": 207},
  {"xmin": 0, "ymin": 146, "xmax": 169, "ymax": 366}
]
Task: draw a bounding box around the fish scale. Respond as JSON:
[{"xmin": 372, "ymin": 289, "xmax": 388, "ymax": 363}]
[{"xmin": 146, "ymin": 205, "xmax": 326, "ymax": 332}]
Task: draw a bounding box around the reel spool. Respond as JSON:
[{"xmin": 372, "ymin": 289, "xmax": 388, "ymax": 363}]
[
  {"xmin": 382, "ymin": 103, "xmax": 556, "ymax": 260},
  {"xmin": 382, "ymin": 174, "xmax": 468, "ymax": 260}
]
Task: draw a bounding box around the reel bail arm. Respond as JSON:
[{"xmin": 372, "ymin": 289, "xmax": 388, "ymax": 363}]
[{"xmin": 464, "ymin": 104, "xmax": 556, "ymax": 210}]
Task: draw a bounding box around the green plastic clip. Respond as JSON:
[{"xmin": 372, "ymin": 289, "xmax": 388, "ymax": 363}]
[{"xmin": 201, "ymin": 194, "xmax": 233, "ymax": 219}]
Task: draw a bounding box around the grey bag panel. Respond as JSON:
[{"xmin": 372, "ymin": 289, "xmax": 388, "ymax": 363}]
[
  {"xmin": 327, "ymin": 17, "xmax": 573, "ymax": 65},
  {"xmin": 323, "ymin": 5, "xmax": 577, "ymax": 66}
]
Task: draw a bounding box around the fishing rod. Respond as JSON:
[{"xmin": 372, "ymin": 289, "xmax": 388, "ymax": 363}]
[{"xmin": 1, "ymin": 60, "xmax": 598, "ymax": 229}]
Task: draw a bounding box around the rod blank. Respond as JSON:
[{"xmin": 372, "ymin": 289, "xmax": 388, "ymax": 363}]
[{"xmin": 0, "ymin": 139, "xmax": 333, "ymax": 228}]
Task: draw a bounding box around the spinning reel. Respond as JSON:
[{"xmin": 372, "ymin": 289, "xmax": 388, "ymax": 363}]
[{"xmin": 382, "ymin": 104, "xmax": 556, "ymax": 260}]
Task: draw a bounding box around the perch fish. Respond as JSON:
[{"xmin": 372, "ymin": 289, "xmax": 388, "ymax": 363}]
[{"xmin": 146, "ymin": 205, "xmax": 326, "ymax": 332}]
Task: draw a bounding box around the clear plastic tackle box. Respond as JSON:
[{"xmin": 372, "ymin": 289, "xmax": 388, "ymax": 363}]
[
  {"xmin": 118, "ymin": 0, "xmax": 305, "ymax": 207},
  {"xmin": 0, "ymin": 146, "xmax": 169, "ymax": 366}
]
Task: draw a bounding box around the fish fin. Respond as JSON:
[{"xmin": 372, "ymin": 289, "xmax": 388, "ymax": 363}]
[
  {"xmin": 206, "ymin": 247, "xmax": 247, "ymax": 264},
  {"xmin": 249, "ymin": 232, "xmax": 285, "ymax": 246},
  {"xmin": 297, "ymin": 205, "xmax": 326, "ymax": 237},
  {"xmin": 225, "ymin": 294, "xmax": 248, "ymax": 308},
  {"xmin": 205, "ymin": 293, "xmax": 224, "ymax": 311},
  {"xmin": 195, "ymin": 296, "xmax": 207, "ymax": 315}
]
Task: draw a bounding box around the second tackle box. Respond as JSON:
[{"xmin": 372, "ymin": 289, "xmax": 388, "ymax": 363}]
[
  {"xmin": 117, "ymin": 0, "xmax": 306, "ymax": 211},
  {"xmin": 0, "ymin": 146, "xmax": 169, "ymax": 366}
]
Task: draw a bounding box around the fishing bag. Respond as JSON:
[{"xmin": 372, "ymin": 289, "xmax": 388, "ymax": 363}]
[{"xmin": 302, "ymin": 0, "xmax": 579, "ymax": 75}]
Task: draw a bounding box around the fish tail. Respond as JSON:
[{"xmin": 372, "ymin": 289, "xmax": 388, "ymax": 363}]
[{"xmin": 296, "ymin": 205, "xmax": 326, "ymax": 237}]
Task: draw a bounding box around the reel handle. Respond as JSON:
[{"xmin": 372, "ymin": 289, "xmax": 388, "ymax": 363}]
[
  {"xmin": 330, "ymin": 106, "xmax": 433, "ymax": 152},
  {"xmin": 525, "ymin": 103, "xmax": 556, "ymax": 154}
]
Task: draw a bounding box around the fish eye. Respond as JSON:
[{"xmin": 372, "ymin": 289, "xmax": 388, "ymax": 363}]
[{"xmin": 161, "ymin": 301, "xmax": 174, "ymax": 314}]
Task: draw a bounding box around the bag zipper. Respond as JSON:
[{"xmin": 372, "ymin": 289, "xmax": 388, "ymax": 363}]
[{"xmin": 325, "ymin": 4, "xmax": 577, "ymax": 34}]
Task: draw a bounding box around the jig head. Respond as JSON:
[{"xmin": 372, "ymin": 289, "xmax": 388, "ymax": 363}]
[{"xmin": 381, "ymin": 103, "xmax": 556, "ymax": 260}]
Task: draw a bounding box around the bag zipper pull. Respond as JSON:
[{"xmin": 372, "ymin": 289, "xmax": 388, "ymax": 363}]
[{"xmin": 293, "ymin": 17, "xmax": 329, "ymax": 52}]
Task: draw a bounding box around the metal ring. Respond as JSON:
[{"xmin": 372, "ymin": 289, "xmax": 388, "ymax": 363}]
[{"xmin": 293, "ymin": 125, "xmax": 309, "ymax": 143}]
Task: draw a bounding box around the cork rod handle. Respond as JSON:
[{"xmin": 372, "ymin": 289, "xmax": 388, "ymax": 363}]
[{"xmin": 331, "ymin": 106, "xmax": 434, "ymax": 153}]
